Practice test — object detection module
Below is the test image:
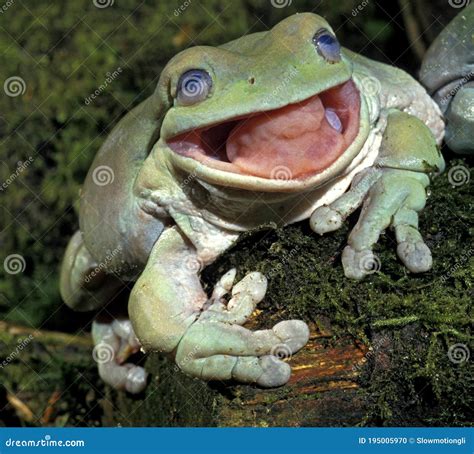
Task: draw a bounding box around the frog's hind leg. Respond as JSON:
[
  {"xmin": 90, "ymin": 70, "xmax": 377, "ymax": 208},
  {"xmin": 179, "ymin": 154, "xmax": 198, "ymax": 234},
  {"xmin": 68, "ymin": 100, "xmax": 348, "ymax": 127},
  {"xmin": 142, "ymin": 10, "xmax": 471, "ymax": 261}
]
[
  {"xmin": 60, "ymin": 231, "xmax": 147, "ymax": 393},
  {"xmin": 60, "ymin": 230, "xmax": 125, "ymax": 312},
  {"xmin": 129, "ymin": 227, "xmax": 310, "ymax": 387},
  {"xmin": 92, "ymin": 317, "xmax": 148, "ymax": 394}
]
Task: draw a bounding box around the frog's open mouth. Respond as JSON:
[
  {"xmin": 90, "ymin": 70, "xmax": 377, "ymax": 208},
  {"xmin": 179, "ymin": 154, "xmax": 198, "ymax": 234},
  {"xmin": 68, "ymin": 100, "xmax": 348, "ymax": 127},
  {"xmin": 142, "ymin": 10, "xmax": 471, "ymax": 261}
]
[{"xmin": 167, "ymin": 80, "xmax": 360, "ymax": 179}]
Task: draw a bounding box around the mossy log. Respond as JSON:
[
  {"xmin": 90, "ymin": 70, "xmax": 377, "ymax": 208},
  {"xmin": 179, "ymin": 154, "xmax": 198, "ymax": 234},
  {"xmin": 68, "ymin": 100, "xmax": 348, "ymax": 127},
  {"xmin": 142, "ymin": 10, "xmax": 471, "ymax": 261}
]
[
  {"xmin": 0, "ymin": 320, "xmax": 369, "ymax": 427},
  {"xmin": 1, "ymin": 159, "xmax": 471, "ymax": 427}
]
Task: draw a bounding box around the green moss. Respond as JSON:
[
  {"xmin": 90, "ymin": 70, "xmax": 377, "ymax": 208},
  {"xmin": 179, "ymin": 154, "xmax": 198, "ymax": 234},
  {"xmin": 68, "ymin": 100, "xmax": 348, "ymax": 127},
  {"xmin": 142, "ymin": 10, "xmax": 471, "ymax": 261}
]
[{"xmin": 202, "ymin": 157, "xmax": 473, "ymax": 426}]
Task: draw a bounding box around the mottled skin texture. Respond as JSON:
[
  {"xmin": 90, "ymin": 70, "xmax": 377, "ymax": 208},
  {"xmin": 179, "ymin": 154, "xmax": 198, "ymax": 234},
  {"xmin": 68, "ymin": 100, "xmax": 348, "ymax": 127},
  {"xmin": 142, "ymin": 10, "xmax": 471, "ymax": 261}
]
[
  {"xmin": 60, "ymin": 14, "xmax": 444, "ymax": 393},
  {"xmin": 420, "ymin": 4, "xmax": 474, "ymax": 154}
]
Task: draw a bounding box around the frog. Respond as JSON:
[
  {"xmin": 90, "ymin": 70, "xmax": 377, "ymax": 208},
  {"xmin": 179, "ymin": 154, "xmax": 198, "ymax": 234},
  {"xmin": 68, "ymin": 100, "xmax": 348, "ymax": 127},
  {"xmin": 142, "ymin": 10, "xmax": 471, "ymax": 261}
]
[
  {"xmin": 60, "ymin": 13, "xmax": 445, "ymax": 394},
  {"xmin": 420, "ymin": 3, "xmax": 474, "ymax": 154}
]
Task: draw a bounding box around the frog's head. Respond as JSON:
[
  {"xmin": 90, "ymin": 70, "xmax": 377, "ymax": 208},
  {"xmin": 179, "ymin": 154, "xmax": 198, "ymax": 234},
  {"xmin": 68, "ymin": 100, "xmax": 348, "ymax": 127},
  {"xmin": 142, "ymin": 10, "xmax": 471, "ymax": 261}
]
[{"xmin": 155, "ymin": 13, "xmax": 369, "ymax": 192}]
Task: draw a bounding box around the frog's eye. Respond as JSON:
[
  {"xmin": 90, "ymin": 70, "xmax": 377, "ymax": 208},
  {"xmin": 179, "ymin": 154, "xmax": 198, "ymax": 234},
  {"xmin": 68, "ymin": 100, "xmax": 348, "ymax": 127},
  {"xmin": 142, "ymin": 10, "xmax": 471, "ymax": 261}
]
[
  {"xmin": 312, "ymin": 30, "xmax": 341, "ymax": 63},
  {"xmin": 176, "ymin": 69, "xmax": 212, "ymax": 106}
]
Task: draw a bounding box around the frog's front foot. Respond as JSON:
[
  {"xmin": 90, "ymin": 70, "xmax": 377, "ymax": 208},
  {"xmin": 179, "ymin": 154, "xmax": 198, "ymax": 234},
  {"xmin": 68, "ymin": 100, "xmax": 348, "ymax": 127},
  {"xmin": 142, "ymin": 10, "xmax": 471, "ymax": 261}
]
[
  {"xmin": 177, "ymin": 269, "xmax": 309, "ymax": 387},
  {"xmin": 92, "ymin": 317, "xmax": 148, "ymax": 394},
  {"xmin": 129, "ymin": 227, "xmax": 309, "ymax": 389},
  {"xmin": 310, "ymin": 167, "xmax": 432, "ymax": 279}
]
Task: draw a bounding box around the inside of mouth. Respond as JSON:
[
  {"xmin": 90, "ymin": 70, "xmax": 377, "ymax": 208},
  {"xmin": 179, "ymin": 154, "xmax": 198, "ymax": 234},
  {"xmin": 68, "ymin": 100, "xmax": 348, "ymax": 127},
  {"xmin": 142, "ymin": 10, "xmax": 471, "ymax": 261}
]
[{"xmin": 167, "ymin": 80, "xmax": 360, "ymax": 180}]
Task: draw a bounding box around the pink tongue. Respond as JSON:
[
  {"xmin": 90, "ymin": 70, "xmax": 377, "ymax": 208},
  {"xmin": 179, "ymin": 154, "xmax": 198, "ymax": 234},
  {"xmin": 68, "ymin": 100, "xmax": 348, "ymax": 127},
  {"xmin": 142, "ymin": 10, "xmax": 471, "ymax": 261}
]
[{"xmin": 226, "ymin": 95, "xmax": 345, "ymax": 179}]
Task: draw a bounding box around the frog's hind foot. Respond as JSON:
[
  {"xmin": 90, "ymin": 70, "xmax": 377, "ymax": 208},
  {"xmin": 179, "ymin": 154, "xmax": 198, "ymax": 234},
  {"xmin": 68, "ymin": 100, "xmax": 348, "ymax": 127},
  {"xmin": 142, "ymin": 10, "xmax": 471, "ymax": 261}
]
[
  {"xmin": 176, "ymin": 269, "xmax": 310, "ymax": 387},
  {"xmin": 92, "ymin": 318, "xmax": 148, "ymax": 394}
]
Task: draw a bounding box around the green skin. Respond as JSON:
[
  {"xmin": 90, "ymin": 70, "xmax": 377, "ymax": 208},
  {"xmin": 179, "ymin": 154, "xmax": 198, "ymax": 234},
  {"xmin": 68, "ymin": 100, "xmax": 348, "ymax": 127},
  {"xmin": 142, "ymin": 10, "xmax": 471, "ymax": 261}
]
[
  {"xmin": 420, "ymin": 3, "xmax": 474, "ymax": 154},
  {"xmin": 60, "ymin": 14, "xmax": 445, "ymax": 393}
]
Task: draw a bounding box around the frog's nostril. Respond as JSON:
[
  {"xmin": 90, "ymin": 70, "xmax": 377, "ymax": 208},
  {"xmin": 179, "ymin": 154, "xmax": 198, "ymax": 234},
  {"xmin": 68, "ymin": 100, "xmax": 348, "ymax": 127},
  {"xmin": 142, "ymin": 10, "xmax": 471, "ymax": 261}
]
[{"xmin": 248, "ymin": 77, "xmax": 255, "ymax": 85}]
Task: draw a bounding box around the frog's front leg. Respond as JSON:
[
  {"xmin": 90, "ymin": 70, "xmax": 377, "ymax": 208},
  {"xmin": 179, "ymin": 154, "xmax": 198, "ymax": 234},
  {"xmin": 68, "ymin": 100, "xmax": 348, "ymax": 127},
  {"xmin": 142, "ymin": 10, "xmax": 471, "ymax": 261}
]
[
  {"xmin": 129, "ymin": 227, "xmax": 310, "ymax": 387},
  {"xmin": 310, "ymin": 110, "xmax": 445, "ymax": 279}
]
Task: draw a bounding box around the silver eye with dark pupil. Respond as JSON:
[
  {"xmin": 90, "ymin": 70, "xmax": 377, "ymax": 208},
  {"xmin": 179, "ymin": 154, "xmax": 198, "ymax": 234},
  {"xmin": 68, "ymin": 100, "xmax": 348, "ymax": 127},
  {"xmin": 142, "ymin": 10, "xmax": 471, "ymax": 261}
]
[
  {"xmin": 313, "ymin": 30, "xmax": 341, "ymax": 63},
  {"xmin": 177, "ymin": 69, "xmax": 212, "ymax": 106}
]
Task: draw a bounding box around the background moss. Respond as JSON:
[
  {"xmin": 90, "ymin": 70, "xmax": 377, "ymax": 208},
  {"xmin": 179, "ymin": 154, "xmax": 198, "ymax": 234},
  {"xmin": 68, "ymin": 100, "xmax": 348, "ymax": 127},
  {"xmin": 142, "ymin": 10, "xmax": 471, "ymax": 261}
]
[{"xmin": 0, "ymin": 0, "xmax": 472, "ymax": 427}]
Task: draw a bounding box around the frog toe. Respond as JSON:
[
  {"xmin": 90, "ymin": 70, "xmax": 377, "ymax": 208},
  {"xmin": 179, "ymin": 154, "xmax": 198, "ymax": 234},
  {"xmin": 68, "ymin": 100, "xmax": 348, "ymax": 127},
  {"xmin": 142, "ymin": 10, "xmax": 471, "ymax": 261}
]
[
  {"xmin": 256, "ymin": 356, "xmax": 291, "ymax": 388},
  {"xmin": 342, "ymin": 246, "xmax": 381, "ymax": 280},
  {"xmin": 310, "ymin": 206, "xmax": 344, "ymax": 234},
  {"xmin": 92, "ymin": 319, "xmax": 148, "ymax": 394},
  {"xmin": 397, "ymin": 241, "xmax": 432, "ymax": 273}
]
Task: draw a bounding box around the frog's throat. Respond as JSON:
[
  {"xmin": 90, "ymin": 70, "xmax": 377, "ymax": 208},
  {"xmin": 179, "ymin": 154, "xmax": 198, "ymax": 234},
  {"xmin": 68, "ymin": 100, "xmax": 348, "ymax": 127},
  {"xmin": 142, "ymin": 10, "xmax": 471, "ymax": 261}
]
[{"xmin": 166, "ymin": 80, "xmax": 360, "ymax": 180}]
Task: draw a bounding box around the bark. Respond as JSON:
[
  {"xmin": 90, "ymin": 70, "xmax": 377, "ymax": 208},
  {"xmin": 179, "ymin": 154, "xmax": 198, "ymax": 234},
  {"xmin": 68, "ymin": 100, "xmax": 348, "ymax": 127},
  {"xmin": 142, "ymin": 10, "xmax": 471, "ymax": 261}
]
[{"xmin": 0, "ymin": 321, "xmax": 368, "ymax": 427}]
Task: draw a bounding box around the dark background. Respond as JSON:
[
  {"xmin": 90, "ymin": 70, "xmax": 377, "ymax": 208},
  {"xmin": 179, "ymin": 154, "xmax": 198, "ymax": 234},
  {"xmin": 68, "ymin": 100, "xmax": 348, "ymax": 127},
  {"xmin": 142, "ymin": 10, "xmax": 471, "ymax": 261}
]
[{"xmin": 0, "ymin": 0, "xmax": 472, "ymax": 427}]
